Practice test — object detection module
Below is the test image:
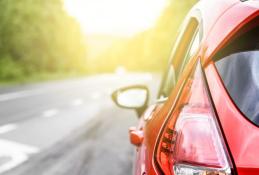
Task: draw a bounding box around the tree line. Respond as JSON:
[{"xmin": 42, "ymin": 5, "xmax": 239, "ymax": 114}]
[
  {"xmin": 93, "ymin": 0, "xmax": 196, "ymax": 73},
  {"xmin": 0, "ymin": 0, "xmax": 87, "ymax": 81},
  {"xmin": 0, "ymin": 0, "xmax": 196, "ymax": 82}
]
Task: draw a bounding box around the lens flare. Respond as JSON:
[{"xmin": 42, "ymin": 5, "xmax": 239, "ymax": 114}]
[{"xmin": 64, "ymin": 0, "xmax": 168, "ymax": 36}]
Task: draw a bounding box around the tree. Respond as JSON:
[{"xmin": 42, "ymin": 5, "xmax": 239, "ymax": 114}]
[
  {"xmin": 0, "ymin": 0, "xmax": 87, "ymax": 80},
  {"xmin": 94, "ymin": 0, "xmax": 196, "ymax": 72}
]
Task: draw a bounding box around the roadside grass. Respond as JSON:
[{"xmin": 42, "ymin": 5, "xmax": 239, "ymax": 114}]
[{"xmin": 0, "ymin": 71, "xmax": 88, "ymax": 86}]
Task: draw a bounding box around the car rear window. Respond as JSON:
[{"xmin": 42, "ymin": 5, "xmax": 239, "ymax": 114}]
[{"xmin": 215, "ymin": 24, "xmax": 259, "ymax": 126}]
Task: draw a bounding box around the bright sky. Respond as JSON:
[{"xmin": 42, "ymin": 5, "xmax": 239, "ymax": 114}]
[{"xmin": 64, "ymin": 0, "xmax": 168, "ymax": 36}]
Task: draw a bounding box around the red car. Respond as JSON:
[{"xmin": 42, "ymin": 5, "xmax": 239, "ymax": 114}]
[{"xmin": 112, "ymin": 0, "xmax": 259, "ymax": 174}]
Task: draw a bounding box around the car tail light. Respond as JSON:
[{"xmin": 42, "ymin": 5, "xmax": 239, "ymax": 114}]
[{"xmin": 155, "ymin": 61, "xmax": 233, "ymax": 175}]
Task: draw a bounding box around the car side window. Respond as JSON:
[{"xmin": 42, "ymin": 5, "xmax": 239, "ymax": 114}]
[
  {"xmin": 179, "ymin": 28, "xmax": 200, "ymax": 74},
  {"xmin": 158, "ymin": 18, "xmax": 200, "ymax": 99},
  {"xmin": 160, "ymin": 64, "xmax": 176, "ymax": 98},
  {"xmin": 215, "ymin": 25, "xmax": 259, "ymax": 126}
]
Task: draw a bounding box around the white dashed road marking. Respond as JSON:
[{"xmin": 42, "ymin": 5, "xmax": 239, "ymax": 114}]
[
  {"xmin": 0, "ymin": 124, "xmax": 17, "ymax": 134},
  {"xmin": 0, "ymin": 139, "xmax": 39, "ymax": 174},
  {"xmin": 42, "ymin": 109, "xmax": 59, "ymax": 118},
  {"xmin": 0, "ymin": 90, "xmax": 44, "ymax": 102}
]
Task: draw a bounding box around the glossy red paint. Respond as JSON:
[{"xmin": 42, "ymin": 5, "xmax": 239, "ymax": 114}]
[
  {"xmin": 125, "ymin": 0, "xmax": 259, "ymax": 174},
  {"xmin": 205, "ymin": 64, "xmax": 259, "ymax": 175},
  {"xmin": 133, "ymin": 57, "xmax": 198, "ymax": 175},
  {"xmin": 129, "ymin": 128, "xmax": 144, "ymax": 146},
  {"xmin": 203, "ymin": 1, "xmax": 259, "ymax": 65}
]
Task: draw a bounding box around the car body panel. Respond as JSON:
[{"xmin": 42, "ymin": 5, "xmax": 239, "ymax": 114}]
[
  {"xmin": 134, "ymin": 56, "xmax": 199, "ymax": 175},
  {"xmin": 205, "ymin": 63, "xmax": 259, "ymax": 175},
  {"xmin": 192, "ymin": 0, "xmax": 238, "ymax": 39},
  {"xmin": 200, "ymin": 0, "xmax": 259, "ymax": 66},
  {"xmin": 129, "ymin": 0, "xmax": 259, "ymax": 174}
]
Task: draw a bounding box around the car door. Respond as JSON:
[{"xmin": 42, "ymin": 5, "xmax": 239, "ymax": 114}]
[{"xmin": 134, "ymin": 16, "xmax": 202, "ymax": 175}]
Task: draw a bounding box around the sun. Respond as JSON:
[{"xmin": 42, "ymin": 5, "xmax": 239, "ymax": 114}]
[{"xmin": 64, "ymin": 0, "xmax": 168, "ymax": 36}]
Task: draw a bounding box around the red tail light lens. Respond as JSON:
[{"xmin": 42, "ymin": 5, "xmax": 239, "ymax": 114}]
[{"xmin": 155, "ymin": 61, "xmax": 233, "ymax": 175}]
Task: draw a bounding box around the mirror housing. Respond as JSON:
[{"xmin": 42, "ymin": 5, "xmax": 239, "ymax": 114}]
[{"xmin": 111, "ymin": 85, "xmax": 149, "ymax": 117}]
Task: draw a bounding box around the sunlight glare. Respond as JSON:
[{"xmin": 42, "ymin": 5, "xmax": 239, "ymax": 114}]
[{"xmin": 64, "ymin": 0, "xmax": 168, "ymax": 36}]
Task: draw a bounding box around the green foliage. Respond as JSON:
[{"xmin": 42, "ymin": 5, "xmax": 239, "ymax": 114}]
[
  {"xmin": 93, "ymin": 0, "xmax": 196, "ymax": 72},
  {"xmin": 0, "ymin": 0, "xmax": 87, "ymax": 81},
  {"xmin": 0, "ymin": 55, "xmax": 24, "ymax": 80},
  {"xmin": 0, "ymin": 0, "xmax": 196, "ymax": 82}
]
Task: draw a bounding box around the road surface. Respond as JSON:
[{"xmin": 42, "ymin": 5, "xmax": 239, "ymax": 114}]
[{"xmin": 0, "ymin": 73, "xmax": 160, "ymax": 175}]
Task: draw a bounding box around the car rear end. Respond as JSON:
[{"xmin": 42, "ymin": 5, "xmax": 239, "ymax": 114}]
[
  {"xmin": 206, "ymin": 13, "xmax": 259, "ymax": 175},
  {"xmin": 153, "ymin": 1, "xmax": 259, "ymax": 175}
]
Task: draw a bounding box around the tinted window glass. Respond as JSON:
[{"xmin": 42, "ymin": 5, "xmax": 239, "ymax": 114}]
[
  {"xmin": 215, "ymin": 22, "xmax": 259, "ymax": 126},
  {"xmin": 216, "ymin": 51, "xmax": 259, "ymax": 125}
]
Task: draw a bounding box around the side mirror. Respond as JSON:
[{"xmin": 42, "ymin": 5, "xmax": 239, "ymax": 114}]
[{"xmin": 111, "ymin": 85, "xmax": 149, "ymax": 117}]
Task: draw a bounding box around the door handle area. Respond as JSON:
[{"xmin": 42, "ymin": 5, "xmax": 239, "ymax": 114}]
[{"xmin": 128, "ymin": 127, "xmax": 144, "ymax": 146}]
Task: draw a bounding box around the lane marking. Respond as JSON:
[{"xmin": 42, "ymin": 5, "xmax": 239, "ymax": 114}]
[
  {"xmin": 0, "ymin": 139, "xmax": 39, "ymax": 174},
  {"xmin": 42, "ymin": 109, "xmax": 59, "ymax": 118},
  {"xmin": 71, "ymin": 99, "xmax": 83, "ymax": 106},
  {"xmin": 0, "ymin": 124, "xmax": 17, "ymax": 134},
  {"xmin": 0, "ymin": 90, "xmax": 43, "ymax": 102}
]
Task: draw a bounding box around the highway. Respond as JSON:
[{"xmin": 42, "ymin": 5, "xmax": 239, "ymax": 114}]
[{"xmin": 0, "ymin": 73, "xmax": 159, "ymax": 175}]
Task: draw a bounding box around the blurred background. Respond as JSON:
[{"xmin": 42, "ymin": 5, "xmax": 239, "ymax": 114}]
[{"xmin": 0, "ymin": 0, "xmax": 195, "ymax": 174}]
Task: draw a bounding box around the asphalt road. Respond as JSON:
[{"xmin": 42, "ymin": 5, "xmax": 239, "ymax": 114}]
[{"xmin": 0, "ymin": 73, "xmax": 160, "ymax": 175}]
